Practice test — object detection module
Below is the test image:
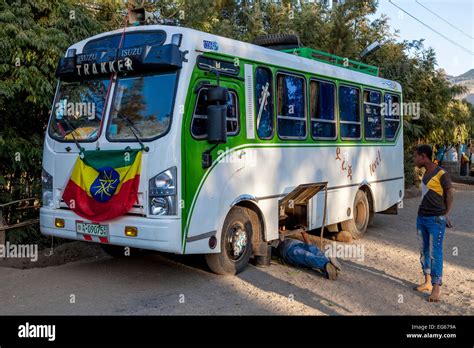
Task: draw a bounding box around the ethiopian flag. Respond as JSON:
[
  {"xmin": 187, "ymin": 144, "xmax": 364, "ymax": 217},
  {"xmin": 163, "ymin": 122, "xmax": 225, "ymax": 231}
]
[{"xmin": 62, "ymin": 149, "xmax": 142, "ymax": 222}]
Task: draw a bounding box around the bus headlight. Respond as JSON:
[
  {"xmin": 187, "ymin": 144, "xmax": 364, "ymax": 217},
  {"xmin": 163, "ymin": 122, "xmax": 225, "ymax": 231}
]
[
  {"xmin": 150, "ymin": 197, "xmax": 172, "ymax": 216},
  {"xmin": 41, "ymin": 168, "xmax": 54, "ymax": 208},
  {"xmin": 149, "ymin": 167, "xmax": 177, "ymax": 216}
]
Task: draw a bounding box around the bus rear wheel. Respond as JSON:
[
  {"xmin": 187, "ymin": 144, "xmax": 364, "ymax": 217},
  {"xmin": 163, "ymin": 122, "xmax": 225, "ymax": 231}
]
[
  {"xmin": 205, "ymin": 206, "xmax": 253, "ymax": 275},
  {"xmin": 341, "ymin": 190, "xmax": 370, "ymax": 239}
]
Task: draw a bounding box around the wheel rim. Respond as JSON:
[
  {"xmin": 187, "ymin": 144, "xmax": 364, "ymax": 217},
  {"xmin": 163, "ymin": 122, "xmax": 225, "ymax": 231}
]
[
  {"xmin": 225, "ymin": 223, "xmax": 248, "ymax": 262},
  {"xmin": 355, "ymin": 201, "xmax": 367, "ymax": 231}
]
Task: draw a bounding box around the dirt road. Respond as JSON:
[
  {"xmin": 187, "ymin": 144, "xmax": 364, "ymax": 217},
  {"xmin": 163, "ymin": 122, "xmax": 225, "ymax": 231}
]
[{"xmin": 0, "ymin": 184, "xmax": 472, "ymax": 315}]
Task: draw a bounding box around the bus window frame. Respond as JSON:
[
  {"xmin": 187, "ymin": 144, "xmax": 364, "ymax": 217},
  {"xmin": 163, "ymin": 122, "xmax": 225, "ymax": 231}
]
[
  {"xmin": 48, "ymin": 78, "xmax": 110, "ymax": 144},
  {"xmin": 255, "ymin": 65, "xmax": 275, "ymax": 141},
  {"xmin": 363, "ymin": 88, "xmax": 383, "ymax": 141},
  {"xmin": 383, "ymin": 92, "xmax": 401, "ymax": 141},
  {"xmin": 339, "ymin": 83, "xmax": 362, "ymax": 141},
  {"xmin": 309, "ymin": 77, "xmax": 338, "ymax": 141},
  {"xmin": 197, "ymin": 56, "xmax": 240, "ymax": 77},
  {"xmin": 82, "ymin": 30, "xmax": 167, "ymax": 53},
  {"xmin": 275, "ymin": 70, "xmax": 308, "ymax": 141},
  {"xmin": 105, "ymin": 71, "xmax": 180, "ymax": 143},
  {"xmin": 190, "ymin": 87, "xmax": 241, "ymax": 140}
]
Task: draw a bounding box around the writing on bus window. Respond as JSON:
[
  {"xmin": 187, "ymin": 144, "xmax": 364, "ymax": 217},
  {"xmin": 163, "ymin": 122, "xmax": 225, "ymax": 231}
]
[
  {"xmin": 364, "ymin": 89, "xmax": 382, "ymax": 140},
  {"xmin": 255, "ymin": 67, "xmax": 273, "ymax": 139}
]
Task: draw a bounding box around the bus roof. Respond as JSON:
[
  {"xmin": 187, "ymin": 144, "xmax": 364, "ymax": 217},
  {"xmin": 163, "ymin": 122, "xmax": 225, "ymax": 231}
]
[{"xmin": 66, "ymin": 25, "xmax": 402, "ymax": 93}]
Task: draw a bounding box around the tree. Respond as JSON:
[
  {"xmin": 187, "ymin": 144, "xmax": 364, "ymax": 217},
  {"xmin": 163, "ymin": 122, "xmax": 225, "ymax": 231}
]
[{"xmin": 0, "ymin": 0, "xmax": 119, "ymax": 244}]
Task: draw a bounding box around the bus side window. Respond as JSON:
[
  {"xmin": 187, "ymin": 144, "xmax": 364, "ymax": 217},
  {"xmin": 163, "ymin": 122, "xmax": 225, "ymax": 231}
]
[
  {"xmin": 276, "ymin": 73, "xmax": 307, "ymax": 139},
  {"xmin": 255, "ymin": 67, "xmax": 274, "ymax": 139},
  {"xmin": 310, "ymin": 79, "xmax": 336, "ymax": 140},
  {"xmin": 339, "ymin": 85, "xmax": 361, "ymax": 140},
  {"xmin": 363, "ymin": 89, "xmax": 382, "ymax": 140},
  {"xmin": 384, "ymin": 93, "xmax": 400, "ymax": 140},
  {"xmin": 191, "ymin": 88, "xmax": 240, "ymax": 139}
]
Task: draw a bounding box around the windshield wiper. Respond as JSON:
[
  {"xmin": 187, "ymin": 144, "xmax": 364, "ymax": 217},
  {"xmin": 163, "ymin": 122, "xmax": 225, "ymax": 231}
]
[
  {"xmin": 62, "ymin": 117, "xmax": 84, "ymax": 153},
  {"xmin": 116, "ymin": 111, "xmax": 149, "ymax": 152}
]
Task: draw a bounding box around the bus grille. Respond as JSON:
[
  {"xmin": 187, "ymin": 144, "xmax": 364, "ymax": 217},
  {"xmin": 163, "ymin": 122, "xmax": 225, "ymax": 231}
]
[{"xmin": 59, "ymin": 193, "xmax": 146, "ymax": 216}]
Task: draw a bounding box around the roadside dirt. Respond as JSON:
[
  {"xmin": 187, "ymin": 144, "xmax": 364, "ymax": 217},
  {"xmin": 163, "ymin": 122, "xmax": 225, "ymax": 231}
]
[{"xmin": 0, "ymin": 241, "xmax": 104, "ymax": 269}]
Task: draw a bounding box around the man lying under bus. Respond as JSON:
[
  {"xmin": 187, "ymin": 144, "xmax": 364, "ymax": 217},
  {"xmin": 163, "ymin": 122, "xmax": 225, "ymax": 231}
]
[{"xmin": 277, "ymin": 232, "xmax": 341, "ymax": 280}]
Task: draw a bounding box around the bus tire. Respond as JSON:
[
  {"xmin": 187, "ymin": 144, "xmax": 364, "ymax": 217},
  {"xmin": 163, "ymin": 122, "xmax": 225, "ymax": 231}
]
[
  {"xmin": 368, "ymin": 211, "xmax": 375, "ymax": 228},
  {"xmin": 252, "ymin": 34, "xmax": 301, "ymax": 50},
  {"xmin": 341, "ymin": 190, "xmax": 370, "ymax": 239},
  {"xmin": 205, "ymin": 206, "xmax": 253, "ymax": 275},
  {"xmin": 100, "ymin": 244, "xmax": 143, "ymax": 258}
]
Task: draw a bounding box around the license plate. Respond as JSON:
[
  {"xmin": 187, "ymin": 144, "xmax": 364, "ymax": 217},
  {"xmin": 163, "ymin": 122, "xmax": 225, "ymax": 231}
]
[{"xmin": 76, "ymin": 221, "xmax": 108, "ymax": 237}]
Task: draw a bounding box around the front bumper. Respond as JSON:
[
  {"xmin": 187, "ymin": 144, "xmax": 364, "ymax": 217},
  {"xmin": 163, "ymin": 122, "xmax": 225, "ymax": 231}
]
[{"xmin": 40, "ymin": 208, "xmax": 183, "ymax": 254}]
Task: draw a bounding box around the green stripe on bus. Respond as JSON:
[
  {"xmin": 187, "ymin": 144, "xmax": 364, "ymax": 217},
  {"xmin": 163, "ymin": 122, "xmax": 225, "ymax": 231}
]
[
  {"xmin": 181, "ymin": 141, "xmax": 401, "ymax": 252},
  {"xmin": 180, "ymin": 53, "xmax": 403, "ymax": 252}
]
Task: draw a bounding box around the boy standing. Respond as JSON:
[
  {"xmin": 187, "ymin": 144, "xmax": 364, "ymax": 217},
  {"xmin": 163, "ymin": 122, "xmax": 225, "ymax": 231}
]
[{"xmin": 414, "ymin": 145, "xmax": 454, "ymax": 302}]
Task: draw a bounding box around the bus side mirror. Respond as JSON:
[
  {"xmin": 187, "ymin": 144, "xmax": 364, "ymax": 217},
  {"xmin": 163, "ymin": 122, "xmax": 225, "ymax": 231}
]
[
  {"xmin": 206, "ymin": 85, "xmax": 228, "ymax": 144},
  {"xmin": 202, "ymin": 86, "xmax": 228, "ymax": 169},
  {"xmin": 207, "ymin": 86, "xmax": 228, "ymax": 104},
  {"xmin": 206, "ymin": 104, "xmax": 227, "ymax": 144}
]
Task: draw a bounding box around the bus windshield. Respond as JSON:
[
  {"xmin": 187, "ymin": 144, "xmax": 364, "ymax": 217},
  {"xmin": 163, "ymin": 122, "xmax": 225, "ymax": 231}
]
[
  {"xmin": 107, "ymin": 72, "xmax": 177, "ymax": 141},
  {"xmin": 49, "ymin": 72, "xmax": 178, "ymax": 142},
  {"xmin": 49, "ymin": 79, "xmax": 110, "ymax": 141}
]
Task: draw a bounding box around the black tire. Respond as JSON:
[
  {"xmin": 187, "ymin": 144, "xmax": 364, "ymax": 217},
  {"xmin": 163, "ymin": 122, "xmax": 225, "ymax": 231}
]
[
  {"xmin": 252, "ymin": 34, "xmax": 301, "ymax": 50},
  {"xmin": 365, "ymin": 190, "xmax": 375, "ymax": 227},
  {"xmin": 341, "ymin": 190, "xmax": 370, "ymax": 239},
  {"xmin": 367, "ymin": 211, "xmax": 375, "ymax": 228},
  {"xmin": 100, "ymin": 244, "xmax": 143, "ymax": 258},
  {"xmin": 205, "ymin": 206, "xmax": 253, "ymax": 275}
]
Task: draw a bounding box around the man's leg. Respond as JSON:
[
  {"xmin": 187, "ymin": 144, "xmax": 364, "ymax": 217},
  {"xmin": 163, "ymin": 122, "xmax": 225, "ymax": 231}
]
[
  {"xmin": 287, "ymin": 244, "xmax": 329, "ymax": 271},
  {"xmin": 416, "ymin": 216, "xmax": 432, "ymax": 292},
  {"xmin": 304, "ymin": 244, "xmax": 339, "ymax": 280},
  {"xmin": 305, "ymin": 244, "xmax": 330, "ymax": 263},
  {"xmin": 426, "ymin": 216, "xmax": 446, "ymax": 302}
]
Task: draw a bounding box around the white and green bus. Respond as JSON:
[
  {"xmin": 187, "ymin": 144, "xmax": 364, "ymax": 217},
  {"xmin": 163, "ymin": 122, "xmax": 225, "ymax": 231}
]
[{"xmin": 40, "ymin": 23, "xmax": 404, "ymax": 275}]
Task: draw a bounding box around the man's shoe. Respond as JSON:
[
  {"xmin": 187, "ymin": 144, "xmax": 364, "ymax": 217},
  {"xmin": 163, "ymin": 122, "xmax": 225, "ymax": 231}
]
[
  {"xmin": 325, "ymin": 262, "xmax": 338, "ymax": 280},
  {"xmin": 329, "ymin": 257, "xmax": 342, "ymax": 271}
]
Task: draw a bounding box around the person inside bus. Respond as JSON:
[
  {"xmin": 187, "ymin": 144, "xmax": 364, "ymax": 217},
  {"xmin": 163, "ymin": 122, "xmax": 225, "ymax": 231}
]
[
  {"xmin": 414, "ymin": 144, "xmax": 454, "ymax": 302},
  {"xmin": 278, "ymin": 232, "xmax": 340, "ymax": 280}
]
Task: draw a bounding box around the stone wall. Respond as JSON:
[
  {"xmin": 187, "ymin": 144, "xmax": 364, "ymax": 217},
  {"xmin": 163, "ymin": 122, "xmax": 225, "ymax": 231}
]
[
  {"xmin": 441, "ymin": 161, "xmax": 474, "ymax": 185},
  {"xmin": 441, "ymin": 161, "xmax": 460, "ymax": 177}
]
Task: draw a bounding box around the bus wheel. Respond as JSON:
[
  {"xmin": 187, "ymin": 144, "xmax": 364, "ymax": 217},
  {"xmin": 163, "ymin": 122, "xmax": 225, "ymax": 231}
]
[
  {"xmin": 205, "ymin": 206, "xmax": 253, "ymax": 275},
  {"xmin": 341, "ymin": 190, "xmax": 370, "ymax": 239}
]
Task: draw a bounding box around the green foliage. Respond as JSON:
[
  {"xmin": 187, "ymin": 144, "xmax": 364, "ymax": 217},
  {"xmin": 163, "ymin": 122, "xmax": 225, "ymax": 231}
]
[{"xmin": 0, "ymin": 0, "xmax": 118, "ymax": 243}]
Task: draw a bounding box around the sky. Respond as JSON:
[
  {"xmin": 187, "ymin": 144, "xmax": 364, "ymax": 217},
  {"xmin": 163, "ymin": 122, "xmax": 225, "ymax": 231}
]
[{"xmin": 372, "ymin": 0, "xmax": 474, "ymax": 76}]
